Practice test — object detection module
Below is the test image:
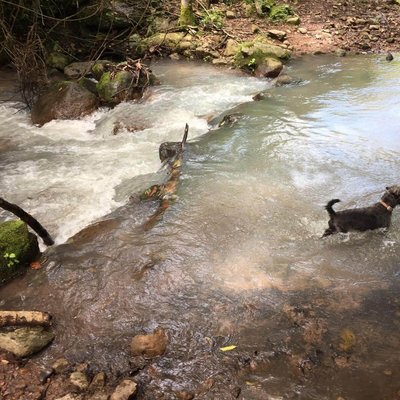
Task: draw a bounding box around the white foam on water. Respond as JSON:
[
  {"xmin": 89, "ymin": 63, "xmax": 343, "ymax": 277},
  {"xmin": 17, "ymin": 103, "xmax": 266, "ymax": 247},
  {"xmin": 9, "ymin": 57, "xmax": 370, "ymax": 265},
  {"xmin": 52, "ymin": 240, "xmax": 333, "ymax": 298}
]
[{"xmin": 0, "ymin": 61, "xmax": 269, "ymax": 244}]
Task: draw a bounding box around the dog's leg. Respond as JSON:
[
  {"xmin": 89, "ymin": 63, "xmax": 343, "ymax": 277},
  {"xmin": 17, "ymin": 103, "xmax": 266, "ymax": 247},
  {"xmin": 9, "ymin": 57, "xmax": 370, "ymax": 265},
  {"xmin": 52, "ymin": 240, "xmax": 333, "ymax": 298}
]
[{"xmin": 322, "ymin": 220, "xmax": 337, "ymax": 238}]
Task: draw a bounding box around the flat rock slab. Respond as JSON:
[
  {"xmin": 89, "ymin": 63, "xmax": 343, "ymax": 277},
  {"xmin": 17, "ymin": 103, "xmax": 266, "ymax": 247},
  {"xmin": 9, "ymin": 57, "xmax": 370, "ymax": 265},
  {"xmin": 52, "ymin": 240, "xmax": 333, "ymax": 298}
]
[{"xmin": 0, "ymin": 327, "xmax": 54, "ymax": 357}]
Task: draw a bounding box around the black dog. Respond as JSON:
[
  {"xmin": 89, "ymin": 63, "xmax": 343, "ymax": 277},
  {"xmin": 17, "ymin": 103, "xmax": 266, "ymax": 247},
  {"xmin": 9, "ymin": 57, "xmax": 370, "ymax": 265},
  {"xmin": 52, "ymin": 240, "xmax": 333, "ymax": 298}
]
[{"xmin": 323, "ymin": 185, "xmax": 400, "ymax": 237}]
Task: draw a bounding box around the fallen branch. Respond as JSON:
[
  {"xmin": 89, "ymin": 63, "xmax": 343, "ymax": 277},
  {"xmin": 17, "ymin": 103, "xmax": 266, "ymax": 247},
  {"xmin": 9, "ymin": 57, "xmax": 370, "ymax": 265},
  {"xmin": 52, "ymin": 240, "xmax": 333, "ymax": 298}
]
[
  {"xmin": 141, "ymin": 124, "xmax": 189, "ymax": 230},
  {"xmin": 0, "ymin": 197, "xmax": 54, "ymax": 246},
  {"xmin": 0, "ymin": 310, "xmax": 52, "ymax": 327}
]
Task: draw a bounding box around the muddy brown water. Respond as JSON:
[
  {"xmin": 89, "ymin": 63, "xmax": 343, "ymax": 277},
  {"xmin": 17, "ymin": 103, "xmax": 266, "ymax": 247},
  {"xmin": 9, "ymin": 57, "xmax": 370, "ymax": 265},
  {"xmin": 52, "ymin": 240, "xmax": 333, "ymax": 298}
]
[{"xmin": 1, "ymin": 56, "xmax": 400, "ymax": 399}]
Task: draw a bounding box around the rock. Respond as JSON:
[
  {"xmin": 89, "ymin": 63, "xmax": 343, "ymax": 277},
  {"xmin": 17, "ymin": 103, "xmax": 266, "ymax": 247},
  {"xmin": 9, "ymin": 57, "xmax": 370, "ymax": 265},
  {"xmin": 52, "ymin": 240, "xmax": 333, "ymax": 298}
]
[
  {"xmin": 251, "ymin": 24, "xmax": 260, "ymax": 34},
  {"xmin": 386, "ymin": 52, "xmax": 394, "ymax": 61},
  {"xmin": 218, "ymin": 113, "xmax": 242, "ymax": 128},
  {"xmin": 110, "ymin": 379, "xmax": 137, "ymax": 400},
  {"xmin": 39, "ymin": 367, "xmax": 55, "ymax": 384},
  {"xmin": 254, "ymin": 0, "xmax": 275, "ymax": 16},
  {"xmin": 70, "ymin": 371, "xmax": 90, "ymax": 390},
  {"xmin": 335, "ymin": 48, "xmax": 347, "ymax": 57},
  {"xmin": 298, "ymin": 27, "xmax": 308, "ymax": 34},
  {"xmin": 144, "ymin": 32, "xmax": 196, "ymax": 54},
  {"xmin": 267, "ymin": 29, "xmax": 287, "ymax": 41},
  {"xmin": 130, "ymin": 328, "xmax": 167, "ymax": 357},
  {"xmin": 0, "ymin": 220, "xmax": 39, "ymax": 284},
  {"xmin": 273, "ymin": 74, "xmax": 296, "ymax": 86},
  {"xmin": 369, "ymin": 24, "xmax": 380, "ymax": 30},
  {"xmin": 175, "ymin": 391, "xmax": 195, "ymax": 400},
  {"xmin": 147, "ymin": 16, "xmax": 174, "ymax": 35},
  {"xmin": 51, "ymin": 358, "xmax": 70, "ymax": 373},
  {"xmin": 269, "ymin": 4, "xmax": 295, "ymax": 22},
  {"xmin": 31, "ymin": 81, "xmax": 99, "ymax": 126},
  {"xmin": 90, "ymin": 372, "xmax": 106, "ymax": 390},
  {"xmin": 226, "ymin": 10, "xmax": 236, "ymax": 18},
  {"xmin": 0, "ymin": 327, "xmax": 54, "ymax": 357},
  {"xmin": 89, "ymin": 394, "xmax": 109, "ymax": 400},
  {"xmin": 224, "ymin": 39, "xmax": 239, "ymax": 57},
  {"xmin": 212, "ymin": 58, "xmax": 229, "ymax": 65},
  {"xmin": 169, "ymin": 53, "xmax": 182, "ymax": 61},
  {"xmin": 79, "ymin": 78, "xmax": 98, "ymax": 95},
  {"xmin": 46, "ymin": 52, "xmax": 72, "ymax": 71},
  {"xmin": 91, "ymin": 60, "xmax": 111, "ymax": 81},
  {"xmin": 64, "ymin": 62, "xmax": 94, "ymax": 79},
  {"xmin": 254, "ymin": 57, "xmax": 283, "ymax": 78},
  {"xmin": 234, "ymin": 37, "xmax": 290, "ymax": 72},
  {"xmin": 286, "ymin": 16, "xmax": 301, "ymax": 25},
  {"xmin": 55, "ymin": 395, "xmax": 83, "ymax": 400},
  {"xmin": 252, "ymin": 92, "xmax": 266, "ymax": 101},
  {"xmin": 339, "ymin": 328, "xmax": 356, "ymax": 352}
]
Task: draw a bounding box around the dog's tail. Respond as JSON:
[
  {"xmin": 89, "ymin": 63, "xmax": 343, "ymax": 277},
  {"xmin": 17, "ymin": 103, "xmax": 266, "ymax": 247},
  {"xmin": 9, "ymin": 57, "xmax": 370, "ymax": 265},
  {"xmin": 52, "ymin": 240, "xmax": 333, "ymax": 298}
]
[{"xmin": 325, "ymin": 199, "xmax": 341, "ymax": 216}]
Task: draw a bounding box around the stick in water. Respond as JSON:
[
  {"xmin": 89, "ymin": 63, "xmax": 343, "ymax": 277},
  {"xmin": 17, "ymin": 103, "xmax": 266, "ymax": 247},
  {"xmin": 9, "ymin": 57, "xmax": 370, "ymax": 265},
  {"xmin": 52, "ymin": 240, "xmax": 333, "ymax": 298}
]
[{"xmin": 0, "ymin": 197, "xmax": 54, "ymax": 246}]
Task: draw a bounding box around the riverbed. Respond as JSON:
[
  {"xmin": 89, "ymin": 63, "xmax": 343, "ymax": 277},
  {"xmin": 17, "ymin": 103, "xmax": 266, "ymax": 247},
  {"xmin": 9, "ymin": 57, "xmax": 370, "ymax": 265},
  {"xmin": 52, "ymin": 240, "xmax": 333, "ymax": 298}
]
[{"xmin": 1, "ymin": 55, "xmax": 400, "ymax": 399}]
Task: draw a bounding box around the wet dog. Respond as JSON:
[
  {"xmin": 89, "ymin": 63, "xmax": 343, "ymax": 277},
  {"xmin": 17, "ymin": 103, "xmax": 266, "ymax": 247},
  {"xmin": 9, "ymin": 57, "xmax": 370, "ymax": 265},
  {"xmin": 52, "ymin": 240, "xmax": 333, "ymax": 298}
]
[{"xmin": 322, "ymin": 185, "xmax": 400, "ymax": 237}]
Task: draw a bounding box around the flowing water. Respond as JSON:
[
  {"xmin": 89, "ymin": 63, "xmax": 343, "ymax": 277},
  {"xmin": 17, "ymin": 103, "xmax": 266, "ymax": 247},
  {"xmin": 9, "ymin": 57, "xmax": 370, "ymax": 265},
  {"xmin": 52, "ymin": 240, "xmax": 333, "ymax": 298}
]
[{"xmin": 1, "ymin": 56, "xmax": 400, "ymax": 399}]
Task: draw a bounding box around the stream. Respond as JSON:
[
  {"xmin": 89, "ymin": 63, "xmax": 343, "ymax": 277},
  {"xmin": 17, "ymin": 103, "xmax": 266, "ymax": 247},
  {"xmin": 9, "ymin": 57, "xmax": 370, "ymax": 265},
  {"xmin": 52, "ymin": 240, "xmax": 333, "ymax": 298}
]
[{"xmin": 1, "ymin": 55, "xmax": 400, "ymax": 399}]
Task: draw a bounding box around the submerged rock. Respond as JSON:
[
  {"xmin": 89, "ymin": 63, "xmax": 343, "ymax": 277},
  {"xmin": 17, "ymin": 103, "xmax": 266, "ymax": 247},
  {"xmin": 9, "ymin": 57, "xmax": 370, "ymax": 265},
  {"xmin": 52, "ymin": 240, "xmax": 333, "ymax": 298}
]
[
  {"xmin": 0, "ymin": 327, "xmax": 54, "ymax": 357},
  {"xmin": 0, "ymin": 220, "xmax": 39, "ymax": 284},
  {"xmin": 130, "ymin": 328, "xmax": 167, "ymax": 357},
  {"xmin": 31, "ymin": 81, "xmax": 99, "ymax": 125},
  {"xmin": 110, "ymin": 379, "xmax": 137, "ymax": 400}
]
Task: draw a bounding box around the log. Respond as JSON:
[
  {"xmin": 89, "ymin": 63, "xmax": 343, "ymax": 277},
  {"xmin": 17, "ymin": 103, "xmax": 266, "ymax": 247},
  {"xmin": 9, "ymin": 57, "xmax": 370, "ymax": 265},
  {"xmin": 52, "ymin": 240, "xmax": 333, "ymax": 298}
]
[
  {"xmin": 0, "ymin": 311, "xmax": 52, "ymax": 327},
  {"xmin": 141, "ymin": 124, "xmax": 189, "ymax": 230},
  {"xmin": 0, "ymin": 197, "xmax": 54, "ymax": 246}
]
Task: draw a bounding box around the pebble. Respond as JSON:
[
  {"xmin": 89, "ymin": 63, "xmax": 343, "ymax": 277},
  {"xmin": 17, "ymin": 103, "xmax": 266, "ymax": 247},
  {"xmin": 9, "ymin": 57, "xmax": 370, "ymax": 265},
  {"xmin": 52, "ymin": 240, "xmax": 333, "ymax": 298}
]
[{"xmin": 39, "ymin": 367, "xmax": 54, "ymax": 384}]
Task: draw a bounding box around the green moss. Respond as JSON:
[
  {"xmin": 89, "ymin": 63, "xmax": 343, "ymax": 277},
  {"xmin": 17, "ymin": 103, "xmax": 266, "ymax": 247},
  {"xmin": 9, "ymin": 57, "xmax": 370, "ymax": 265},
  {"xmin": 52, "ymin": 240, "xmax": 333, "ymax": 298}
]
[
  {"xmin": 269, "ymin": 4, "xmax": 294, "ymax": 22},
  {"xmin": 0, "ymin": 220, "xmax": 39, "ymax": 284},
  {"xmin": 96, "ymin": 71, "xmax": 134, "ymax": 104},
  {"xmin": 46, "ymin": 52, "xmax": 71, "ymax": 71},
  {"xmin": 178, "ymin": 5, "xmax": 196, "ymax": 26}
]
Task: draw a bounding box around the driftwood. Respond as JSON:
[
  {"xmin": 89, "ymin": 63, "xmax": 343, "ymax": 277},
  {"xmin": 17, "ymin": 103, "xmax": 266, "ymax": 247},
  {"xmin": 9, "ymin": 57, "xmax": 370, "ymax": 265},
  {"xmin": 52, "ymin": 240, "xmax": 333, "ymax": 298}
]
[
  {"xmin": 140, "ymin": 124, "xmax": 189, "ymax": 230},
  {"xmin": 0, "ymin": 197, "xmax": 54, "ymax": 246},
  {"xmin": 0, "ymin": 311, "xmax": 52, "ymax": 327}
]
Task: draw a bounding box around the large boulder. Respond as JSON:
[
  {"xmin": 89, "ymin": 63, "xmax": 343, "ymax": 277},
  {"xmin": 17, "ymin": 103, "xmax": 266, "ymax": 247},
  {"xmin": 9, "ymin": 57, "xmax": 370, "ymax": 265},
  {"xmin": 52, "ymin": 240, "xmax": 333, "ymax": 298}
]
[
  {"xmin": 0, "ymin": 327, "xmax": 54, "ymax": 357},
  {"xmin": 0, "ymin": 220, "xmax": 39, "ymax": 284},
  {"xmin": 31, "ymin": 81, "xmax": 99, "ymax": 126}
]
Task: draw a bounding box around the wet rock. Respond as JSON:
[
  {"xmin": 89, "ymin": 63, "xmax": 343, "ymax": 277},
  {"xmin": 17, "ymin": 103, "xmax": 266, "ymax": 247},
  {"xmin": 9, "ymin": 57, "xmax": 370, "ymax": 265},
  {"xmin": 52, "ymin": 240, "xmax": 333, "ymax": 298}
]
[
  {"xmin": 175, "ymin": 391, "xmax": 195, "ymax": 400},
  {"xmin": 0, "ymin": 220, "xmax": 39, "ymax": 284},
  {"xmin": 52, "ymin": 358, "xmax": 70, "ymax": 373},
  {"xmin": 55, "ymin": 395, "xmax": 83, "ymax": 400},
  {"xmin": 39, "ymin": 367, "xmax": 54, "ymax": 383},
  {"xmin": 110, "ymin": 379, "xmax": 137, "ymax": 400},
  {"xmin": 79, "ymin": 77, "xmax": 98, "ymax": 95},
  {"xmin": 90, "ymin": 372, "xmax": 106, "ymax": 390},
  {"xmin": 252, "ymin": 92, "xmax": 266, "ymax": 101},
  {"xmin": 31, "ymin": 81, "xmax": 99, "ymax": 126},
  {"xmin": 267, "ymin": 29, "xmax": 287, "ymax": 41},
  {"xmin": 335, "ymin": 48, "xmax": 347, "ymax": 57},
  {"xmin": 0, "ymin": 327, "xmax": 54, "ymax": 357},
  {"xmin": 386, "ymin": 52, "xmax": 394, "ymax": 61},
  {"xmin": 218, "ymin": 112, "xmax": 242, "ymax": 128},
  {"xmin": 254, "ymin": 57, "xmax": 283, "ymax": 78},
  {"xmin": 273, "ymin": 74, "xmax": 296, "ymax": 86},
  {"xmin": 130, "ymin": 328, "xmax": 167, "ymax": 357},
  {"xmin": 70, "ymin": 371, "xmax": 90, "ymax": 390},
  {"xmin": 339, "ymin": 328, "xmax": 356, "ymax": 352}
]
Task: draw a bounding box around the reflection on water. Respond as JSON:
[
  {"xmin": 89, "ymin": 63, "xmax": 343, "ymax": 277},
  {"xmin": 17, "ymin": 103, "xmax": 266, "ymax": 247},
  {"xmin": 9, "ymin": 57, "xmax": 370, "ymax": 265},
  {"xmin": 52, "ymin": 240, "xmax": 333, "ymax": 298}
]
[{"xmin": 1, "ymin": 55, "xmax": 400, "ymax": 399}]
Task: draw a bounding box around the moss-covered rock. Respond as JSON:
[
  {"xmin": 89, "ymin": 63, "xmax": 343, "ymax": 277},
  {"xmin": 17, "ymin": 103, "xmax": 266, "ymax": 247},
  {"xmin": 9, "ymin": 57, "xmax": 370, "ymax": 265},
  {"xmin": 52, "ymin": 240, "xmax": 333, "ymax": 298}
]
[
  {"xmin": 91, "ymin": 60, "xmax": 111, "ymax": 81},
  {"xmin": 143, "ymin": 32, "xmax": 197, "ymax": 54},
  {"xmin": 234, "ymin": 37, "xmax": 290, "ymax": 72},
  {"xmin": 0, "ymin": 220, "xmax": 39, "ymax": 284},
  {"xmin": 269, "ymin": 4, "xmax": 294, "ymax": 22},
  {"xmin": 254, "ymin": 0, "xmax": 275, "ymax": 16},
  {"xmin": 46, "ymin": 52, "xmax": 72, "ymax": 71}
]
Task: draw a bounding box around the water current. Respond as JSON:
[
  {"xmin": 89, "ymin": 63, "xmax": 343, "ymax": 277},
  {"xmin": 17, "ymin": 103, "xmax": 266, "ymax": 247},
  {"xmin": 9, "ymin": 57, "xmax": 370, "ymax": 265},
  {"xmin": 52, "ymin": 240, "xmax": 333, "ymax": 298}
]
[{"xmin": 0, "ymin": 55, "xmax": 400, "ymax": 399}]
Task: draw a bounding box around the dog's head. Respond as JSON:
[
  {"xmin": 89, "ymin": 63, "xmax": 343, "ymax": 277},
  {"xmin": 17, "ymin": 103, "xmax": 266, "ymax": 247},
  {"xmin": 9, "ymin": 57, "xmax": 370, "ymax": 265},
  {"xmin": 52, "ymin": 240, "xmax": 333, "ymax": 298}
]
[{"xmin": 385, "ymin": 185, "xmax": 400, "ymax": 206}]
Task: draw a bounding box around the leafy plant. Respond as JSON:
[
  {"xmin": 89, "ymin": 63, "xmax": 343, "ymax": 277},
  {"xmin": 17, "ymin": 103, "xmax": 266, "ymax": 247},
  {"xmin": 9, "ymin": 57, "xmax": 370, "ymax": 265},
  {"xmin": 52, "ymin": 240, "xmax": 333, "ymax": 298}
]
[
  {"xmin": 247, "ymin": 57, "xmax": 257, "ymax": 71},
  {"xmin": 200, "ymin": 10, "xmax": 224, "ymax": 29},
  {"xmin": 4, "ymin": 253, "xmax": 19, "ymax": 268}
]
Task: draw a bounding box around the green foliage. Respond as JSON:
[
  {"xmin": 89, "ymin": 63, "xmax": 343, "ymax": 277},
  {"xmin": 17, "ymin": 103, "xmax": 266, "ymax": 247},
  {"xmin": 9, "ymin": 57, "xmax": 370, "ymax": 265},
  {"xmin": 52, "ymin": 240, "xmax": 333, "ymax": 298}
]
[
  {"xmin": 3, "ymin": 253, "xmax": 18, "ymax": 268},
  {"xmin": 200, "ymin": 10, "xmax": 224, "ymax": 29},
  {"xmin": 247, "ymin": 57, "xmax": 257, "ymax": 71}
]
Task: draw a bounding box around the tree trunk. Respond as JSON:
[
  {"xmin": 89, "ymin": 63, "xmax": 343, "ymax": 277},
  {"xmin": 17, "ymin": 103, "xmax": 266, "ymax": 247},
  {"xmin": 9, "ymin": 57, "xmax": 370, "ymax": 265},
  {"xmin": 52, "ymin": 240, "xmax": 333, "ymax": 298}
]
[{"xmin": 179, "ymin": 0, "xmax": 196, "ymax": 26}]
